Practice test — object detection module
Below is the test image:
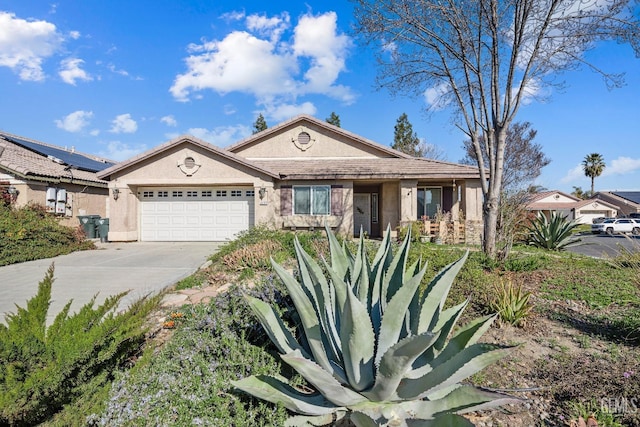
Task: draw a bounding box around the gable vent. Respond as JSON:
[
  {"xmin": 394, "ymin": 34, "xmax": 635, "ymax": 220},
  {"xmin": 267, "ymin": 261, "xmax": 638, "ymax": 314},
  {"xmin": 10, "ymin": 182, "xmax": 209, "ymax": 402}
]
[{"xmin": 297, "ymin": 132, "xmax": 311, "ymax": 144}]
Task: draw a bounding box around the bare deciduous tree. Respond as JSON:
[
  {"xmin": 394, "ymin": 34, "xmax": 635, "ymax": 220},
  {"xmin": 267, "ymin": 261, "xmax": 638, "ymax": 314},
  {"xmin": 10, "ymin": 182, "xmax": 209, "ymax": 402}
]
[
  {"xmin": 460, "ymin": 121, "xmax": 550, "ymax": 192},
  {"xmin": 352, "ymin": 0, "xmax": 639, "ymax": 257}
]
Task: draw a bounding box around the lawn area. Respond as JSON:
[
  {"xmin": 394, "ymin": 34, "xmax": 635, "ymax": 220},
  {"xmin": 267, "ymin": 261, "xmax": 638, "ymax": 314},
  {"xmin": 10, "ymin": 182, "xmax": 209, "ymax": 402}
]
[{"xmin": 5, "ymin": 226, "xmax": 640, "ymax": 426}]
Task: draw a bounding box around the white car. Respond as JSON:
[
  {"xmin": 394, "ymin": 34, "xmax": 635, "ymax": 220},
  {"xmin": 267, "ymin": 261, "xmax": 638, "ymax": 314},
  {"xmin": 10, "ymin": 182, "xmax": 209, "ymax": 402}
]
[{"xmin": 591, "ymin": 218, "xmax": 640, "ymax": 235}]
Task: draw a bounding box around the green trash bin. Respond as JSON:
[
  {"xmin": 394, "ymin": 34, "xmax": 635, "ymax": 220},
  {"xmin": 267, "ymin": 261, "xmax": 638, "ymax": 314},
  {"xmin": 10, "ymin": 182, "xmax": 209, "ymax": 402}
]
[
  {"xmin": 78, "ymin": 215, "xmax": 100, "ymax": 239},
  {"xmin": 97, "ymin": 218, "xmax": 109, "ymax": 243}
]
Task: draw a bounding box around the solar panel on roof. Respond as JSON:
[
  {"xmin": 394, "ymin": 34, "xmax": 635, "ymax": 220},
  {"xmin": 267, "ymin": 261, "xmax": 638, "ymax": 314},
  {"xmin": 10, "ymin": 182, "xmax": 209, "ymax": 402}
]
[
  {"xmin": 3, "ymin": 135, "xmax": 114, "ymax": 172},
  {"xmin": 613, "ymin": 192, "xmax": 640, "ymax": 205}
]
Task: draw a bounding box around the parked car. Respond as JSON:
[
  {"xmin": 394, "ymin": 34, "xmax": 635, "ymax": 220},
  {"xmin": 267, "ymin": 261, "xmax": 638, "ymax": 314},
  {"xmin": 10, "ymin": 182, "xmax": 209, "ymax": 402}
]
[
  {"xmin": 592, "ymin": 216, "xmax": 613, "ymax": 224},
  {"xmin": 591, "ymin": 218, "xmax": 640, "ymax": 235},
  {"xmin": 628, "ymin": 213, "xmax": 640, "ymax": 219}
]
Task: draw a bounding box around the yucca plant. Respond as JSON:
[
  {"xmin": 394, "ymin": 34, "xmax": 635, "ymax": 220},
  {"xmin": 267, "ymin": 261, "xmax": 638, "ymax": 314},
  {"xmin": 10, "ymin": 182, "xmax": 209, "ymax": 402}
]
[
  {"xmin": 232, "ymin": 226, "xmax": 518, "ymax": 426},
  {"xmin": 527, "ymin": 212, "xmax": 581, "ymax": 251},
  {"xmin": 489, "ymin": 280, "xmax": 533, "ymax": 327}
]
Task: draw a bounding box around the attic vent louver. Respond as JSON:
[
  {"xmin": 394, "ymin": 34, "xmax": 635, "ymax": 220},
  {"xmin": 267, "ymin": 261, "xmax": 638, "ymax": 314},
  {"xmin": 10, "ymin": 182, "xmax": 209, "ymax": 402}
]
[{"xmin": 298, "ymin": 132, "xmax": 311, "ymax": 144}]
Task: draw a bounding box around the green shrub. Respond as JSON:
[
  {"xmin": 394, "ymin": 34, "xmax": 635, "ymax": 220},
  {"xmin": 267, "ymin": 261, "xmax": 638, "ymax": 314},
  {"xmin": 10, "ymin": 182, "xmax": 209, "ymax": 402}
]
[
  {"xmin": 233, "ymin": 226, "xmax": 518, "ymax": 425},
  {"xmin": 0, "ymin": 203, "xmax": 94, "ymax": 266},
  {"xmin": 527, "ymin": 212, "xmax": 581, "ymax": 251},
  {"xmin": 92, "ymin": 278, "xmax": 293, "ymax": 426},
  {"xmin": 504, "ymin": 254, "xmax": 546, "ymax": 272},
  {"xmin": 0, "ymin": 265, "xmax": 160, "ymax": 426}
]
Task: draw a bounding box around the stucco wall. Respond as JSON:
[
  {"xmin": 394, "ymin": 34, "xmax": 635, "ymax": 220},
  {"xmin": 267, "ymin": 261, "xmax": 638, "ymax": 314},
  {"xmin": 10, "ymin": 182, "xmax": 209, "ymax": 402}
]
[
  {"xmin": 463, "ymin": 180, "xmax": 483, "ymax": 222},
  {"xmin": 3, "ymin": 175, "xmax": 107, "ymax": 227},
  {"xmin": 105, "ymin": 142, "xmax": 276, "ymax": 241},
  {"xmin": 232, "ymin": 122, "xmax": 394, "ymax": 160}
]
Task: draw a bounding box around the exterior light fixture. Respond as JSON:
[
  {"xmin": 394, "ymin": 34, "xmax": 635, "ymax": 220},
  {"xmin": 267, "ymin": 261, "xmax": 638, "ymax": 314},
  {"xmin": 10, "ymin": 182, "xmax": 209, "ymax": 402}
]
[
  {"xmin": 258, "ymin": 187, "xmax": 266, "ymax": 200},
  {"xmin": 112, "ymin": 187, "xmax": 120, "ymax": 200}
]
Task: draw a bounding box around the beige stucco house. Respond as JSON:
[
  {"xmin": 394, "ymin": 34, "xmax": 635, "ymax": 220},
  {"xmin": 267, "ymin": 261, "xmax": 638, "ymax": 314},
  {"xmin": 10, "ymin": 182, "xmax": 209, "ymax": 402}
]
[
  {"xmin": 591, "ymin": 191, "xmax": 640, "ymax": 217},
  {"xmin": 97, "ymin": 115, "xmax": 485, "ymax": 242},
  {"xmin": 526, "ymin": 190, "xmax": 619, "ymax": 224},
  {"xmin": 0, "ymin": 131, "xmax": 112, "ymax": 226}
]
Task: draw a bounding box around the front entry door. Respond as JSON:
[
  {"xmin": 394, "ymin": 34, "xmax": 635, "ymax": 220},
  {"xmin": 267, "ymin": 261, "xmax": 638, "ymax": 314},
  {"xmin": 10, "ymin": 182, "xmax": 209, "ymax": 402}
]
[{"xmin": 353, "ymin": 193, "xmax": 371, "ymax": 237}]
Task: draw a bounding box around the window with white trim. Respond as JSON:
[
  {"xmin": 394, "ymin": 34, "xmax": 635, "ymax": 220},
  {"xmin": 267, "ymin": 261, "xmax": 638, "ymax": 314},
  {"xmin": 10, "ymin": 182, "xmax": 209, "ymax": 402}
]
[
  {"xmin": 293, "ymin": 185, "xmax": 331, "ymax": 215},
  {"xmin": 371, "ymin": 193, "xmax": 379, "ymax": 223}
]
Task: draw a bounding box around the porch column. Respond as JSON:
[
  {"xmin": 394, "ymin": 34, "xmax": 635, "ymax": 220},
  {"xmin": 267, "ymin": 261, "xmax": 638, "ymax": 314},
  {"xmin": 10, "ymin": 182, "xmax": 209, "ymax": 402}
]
[{"xmin": 399, "ymin": 180, "xmax": 418, "ymax": 226}]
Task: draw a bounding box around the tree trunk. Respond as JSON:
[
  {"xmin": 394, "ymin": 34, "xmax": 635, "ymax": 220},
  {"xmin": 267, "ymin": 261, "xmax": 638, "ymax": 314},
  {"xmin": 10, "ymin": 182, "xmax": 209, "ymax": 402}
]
[{"xmin": 483, "ymin": 196, "xmax": 499, "ymax": 257}]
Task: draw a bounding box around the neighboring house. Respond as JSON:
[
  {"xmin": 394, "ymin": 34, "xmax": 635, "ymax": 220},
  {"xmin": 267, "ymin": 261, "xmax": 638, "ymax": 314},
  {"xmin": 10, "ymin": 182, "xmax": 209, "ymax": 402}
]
[
  {"xmin": 591, "ymin": 191, "xmax": 640, "ymax": 217},
  {"xmin": 97, "ymin": 115, "xmax": 485, "ymax": 242},
  {"xmin": 526, "ymin": 190, "xmax": 619, "ymax": 224},
  {"xmin": 0, "ymin": 131, "xmax": 113, "ymax": 226}
]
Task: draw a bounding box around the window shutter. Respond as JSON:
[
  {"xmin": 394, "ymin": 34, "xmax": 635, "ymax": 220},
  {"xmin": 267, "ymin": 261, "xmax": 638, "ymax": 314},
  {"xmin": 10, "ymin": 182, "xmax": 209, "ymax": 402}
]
[
  {"xmin": 281, "ymin": 186, "xmax": 292, "ymax": 216},
  {"xmin": 331, "ymin": 185, "xmax": 343, "ymax": 215}
]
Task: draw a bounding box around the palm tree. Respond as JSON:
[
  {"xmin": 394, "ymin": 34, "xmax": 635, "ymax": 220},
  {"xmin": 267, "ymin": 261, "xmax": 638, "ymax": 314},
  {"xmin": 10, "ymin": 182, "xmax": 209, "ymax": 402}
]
[{"xmin": 582, "ymin": 153, "xmax": 606, "ymax": 195}]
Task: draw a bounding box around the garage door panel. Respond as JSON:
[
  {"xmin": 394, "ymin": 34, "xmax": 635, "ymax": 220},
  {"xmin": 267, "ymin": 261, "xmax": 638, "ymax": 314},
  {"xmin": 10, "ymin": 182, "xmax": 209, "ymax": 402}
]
[{"xmin": 140, "ymin": 188, "xmax": 253, "ymax": 241}]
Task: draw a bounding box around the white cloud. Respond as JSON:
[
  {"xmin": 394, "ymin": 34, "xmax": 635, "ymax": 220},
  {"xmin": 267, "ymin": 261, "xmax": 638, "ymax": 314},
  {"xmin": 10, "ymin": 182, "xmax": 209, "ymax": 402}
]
[
  {"xmin": 424, "ymin": 82, "xmax": 452, "ymax": 111},
  {"xmin": 99, "ymin": 140, "xmax": 147, "ymax": 161},
  {"xmin": 560, "ymin": 164, "xmax": 585, "ymax": 184},
  {"xmin": 265, "ymin": 101, "xmax": 317, "ymax": 122},
  {"xmin": 160, "ymin": 115, "xmax": 177, "ymax": 127},
  {"xmin": 170, "ymin": 11, "xmax": 354, "ymax": 111},
  {"xmin": 59, "ymin": 58, "xmax": 92, "ymax": 85},
  {"xmin": 108, "ymin": 63, "xmax": 129, "ymax": 76},
  {"xmin": 54, "ymin": 110, "xmax": 93, "ymax": 132},
  {"xmin": 602, "ymin": 157, "xmax": 640, "ymax": 176},
  {"xmin": 188, "ymin": 125, "xmax": 251, "ymax": 146},
  {"xmin": 223, "ymin": 104, "xmax": 237, "ymax": 115},
  {"xmin": 0, "ymin": 11, "xmax": 62, "ymax": 81},
  {"xmin": 69, "ymin": 30, "xmax": 81, "ymax": 40},
  {"xmin": 109, "ymin": 113, "xmax": 138, "ymax": 133}
]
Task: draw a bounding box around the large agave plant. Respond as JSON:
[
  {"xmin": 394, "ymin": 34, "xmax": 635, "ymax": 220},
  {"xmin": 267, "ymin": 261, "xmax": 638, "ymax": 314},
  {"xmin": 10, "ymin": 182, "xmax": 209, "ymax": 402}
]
[
  {"xmin": 527, "ymin": 211, "xmax": 582, "ymax": 250},
  {"xmin": 232, "ymin": 226, "xmax": 518, "ymax": 426}
]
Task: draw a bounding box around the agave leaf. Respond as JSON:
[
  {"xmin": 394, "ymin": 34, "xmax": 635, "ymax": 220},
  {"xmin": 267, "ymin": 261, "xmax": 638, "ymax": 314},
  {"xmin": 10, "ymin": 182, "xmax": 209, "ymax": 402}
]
[
  {"xmin": 397, "ymin": 343, "xmax": 513, "ymax": 400},
  {"xmin": 406, "ymin": 414, "xmax": 475, "ymax": 426},
  {"xmin": 401, "ymin": 385, "xmax": 520, "ymax": 419},
  {"xmin": 282, "ymin": 350, "xmax": 368, "ymax": 407},
  {"xmin": 415, "ymin": 252, "xmax": 469, "ymax": 335},
  {"xmin": 325, "ymin": 224, "xmax": 349, "ymax": 280},
  {"xmin": 271, "ymin": 259, "xmax": 336, "ymax": 377},
  {"xmin": 285, "ymin": 412, "xmax": 347, "ymax": 427},
  {"xmin": 366, "ymin": 331, "xmax": 439, "ymax": 402},
  {"xmin": 376, "ymin": 262, "xmax": 428, "ymax": 365},
  {"xmin": 430, "ymin": 314, "xmax": 498, "ymax": 369},
  {"xmin": 381, "ymin": 229, "xmax": 411, "ymax": 307},
  {"xmin": 245, "ymin": 295, "xmax": 307, "ymax": 357},
  {"xmin": 231, "ymin": 375, "xmax": 338, "ymax": 416},
  {"xmin": 341, "ymin": 282, "xmax": 376, "ymax": 391},
  {"xmin": 350, "ymin": 412, "xmax": 379, "ymax": 427},
  {"xmin": 294, "ymin": 238, "xmax": 342, "ymax": 364},
  {"xmin": 351, "ymin": 230, "xmax": 365, "ymax": 292}
]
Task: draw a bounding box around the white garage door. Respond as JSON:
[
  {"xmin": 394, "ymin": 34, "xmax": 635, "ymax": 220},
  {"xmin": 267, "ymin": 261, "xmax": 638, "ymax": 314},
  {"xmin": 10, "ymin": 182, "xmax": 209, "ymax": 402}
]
[{"xmin": 140, "ymin": 188, "xmax": 254, "ymax": 241}]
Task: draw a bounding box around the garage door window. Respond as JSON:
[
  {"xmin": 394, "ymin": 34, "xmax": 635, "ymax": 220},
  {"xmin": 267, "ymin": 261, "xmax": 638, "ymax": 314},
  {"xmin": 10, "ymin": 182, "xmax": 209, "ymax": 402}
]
[{"xmin": 294, "ymin": 185, "xmax": 330, "ymax": 215}]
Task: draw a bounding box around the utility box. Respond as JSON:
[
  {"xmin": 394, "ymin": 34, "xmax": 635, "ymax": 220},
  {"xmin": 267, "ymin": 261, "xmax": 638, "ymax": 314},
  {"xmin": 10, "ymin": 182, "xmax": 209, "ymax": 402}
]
[{"xmin": 78, "ymin": 215, "xmax": 100, "ymax": 239}]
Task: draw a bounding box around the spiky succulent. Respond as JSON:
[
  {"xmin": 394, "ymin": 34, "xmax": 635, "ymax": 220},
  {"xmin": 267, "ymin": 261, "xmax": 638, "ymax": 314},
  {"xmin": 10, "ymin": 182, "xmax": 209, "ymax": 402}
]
[
  {"xmin": 232, "ymin": 226, "xmax": 518, "ymax": 426},
  {"xmin": 527, "ymin": 211, "xmax": 582, "ymax": 251}
]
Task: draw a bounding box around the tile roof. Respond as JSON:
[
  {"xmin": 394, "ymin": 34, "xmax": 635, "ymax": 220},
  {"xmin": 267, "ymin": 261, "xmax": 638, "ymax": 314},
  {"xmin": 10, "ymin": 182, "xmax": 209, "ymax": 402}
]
[
  {"xmin": 226, "ymin": 114, "xmax": 414, "ymax": 159},
  {"xmin": 252, "ymin": 158, "xmax": 481, "ymax": 180},
  {"xmin": 97, "ymin": 135, "xmax": 280, "ymax": 180},
  {"xmin": 0, "ymin": 134, "xmax": 108, "ymax": 186}
]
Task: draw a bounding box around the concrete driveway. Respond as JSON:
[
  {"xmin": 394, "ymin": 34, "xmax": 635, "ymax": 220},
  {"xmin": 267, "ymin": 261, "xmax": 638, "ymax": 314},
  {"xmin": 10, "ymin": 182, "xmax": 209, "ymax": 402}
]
[{"xmin": 0, "ymin": 241, "xmax": 221, "ymax": 324}]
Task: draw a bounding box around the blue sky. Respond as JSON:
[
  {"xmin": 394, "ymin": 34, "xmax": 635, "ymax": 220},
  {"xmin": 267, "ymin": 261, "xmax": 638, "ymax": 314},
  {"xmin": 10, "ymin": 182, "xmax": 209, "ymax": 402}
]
[{"xmin": 1, "ymin": 1, "xmax": 639, "ymax": 193}]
